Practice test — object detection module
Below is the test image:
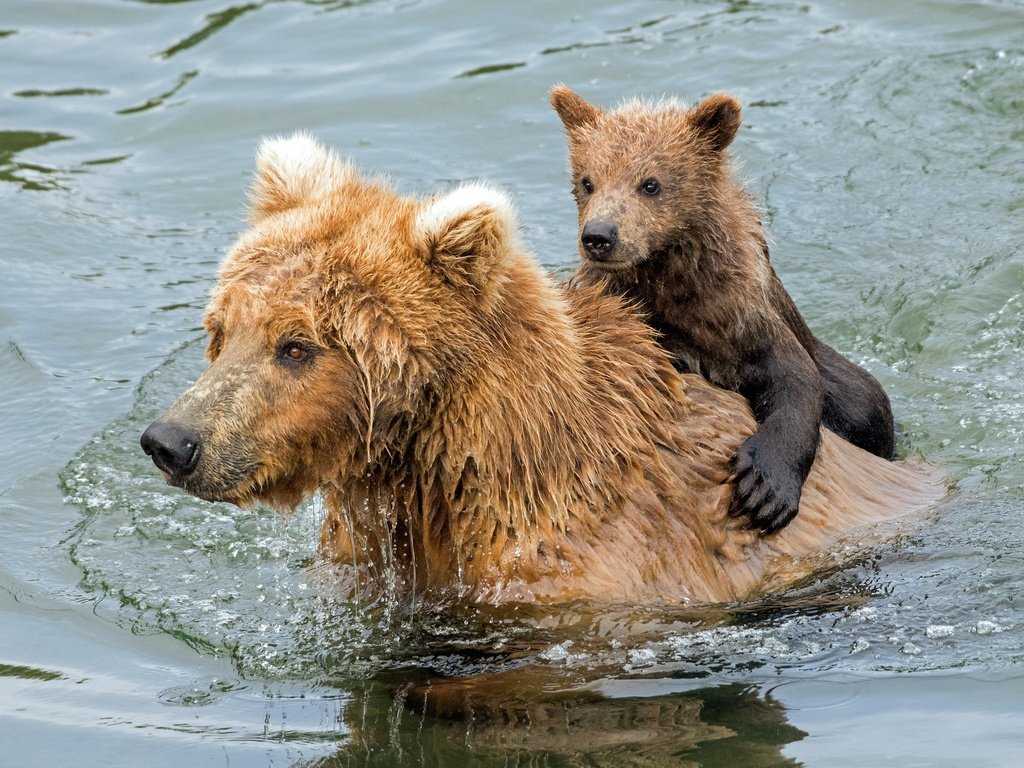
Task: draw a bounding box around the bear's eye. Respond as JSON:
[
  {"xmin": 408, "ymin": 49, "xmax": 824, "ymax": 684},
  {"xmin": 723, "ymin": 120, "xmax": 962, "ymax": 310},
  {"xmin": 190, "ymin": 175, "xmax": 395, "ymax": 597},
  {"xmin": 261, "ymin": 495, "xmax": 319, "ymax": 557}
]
[
  {"xmin": 579, "ymin": 176, "xmax": 595, "ymax": 195},
  {"xmin": 277, "ymin": 341, "xmax": 312, "ymax": 365},
  {"xmin": 639, "ymin": 178, "xmax": 661, "ymax": 196}
]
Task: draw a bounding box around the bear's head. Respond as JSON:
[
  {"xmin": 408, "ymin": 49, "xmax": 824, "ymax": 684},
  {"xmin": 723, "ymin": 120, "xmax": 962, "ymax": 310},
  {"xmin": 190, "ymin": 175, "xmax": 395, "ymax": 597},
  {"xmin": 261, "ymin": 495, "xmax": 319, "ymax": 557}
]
[
  {"xmin": 550, "ymin": 85, "xmax": 742, "ymax": 272},
  {"xmin": 141, "ymin": 133, "xmax": 522, "ymax": 511}
]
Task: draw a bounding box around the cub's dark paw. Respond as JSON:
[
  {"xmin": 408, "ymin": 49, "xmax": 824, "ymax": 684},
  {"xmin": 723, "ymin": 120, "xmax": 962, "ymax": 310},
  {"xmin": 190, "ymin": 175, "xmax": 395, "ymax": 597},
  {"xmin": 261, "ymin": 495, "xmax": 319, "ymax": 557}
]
[{"xmin": 728, "ymin": 434, "xmax": 804, "ymax": 534}]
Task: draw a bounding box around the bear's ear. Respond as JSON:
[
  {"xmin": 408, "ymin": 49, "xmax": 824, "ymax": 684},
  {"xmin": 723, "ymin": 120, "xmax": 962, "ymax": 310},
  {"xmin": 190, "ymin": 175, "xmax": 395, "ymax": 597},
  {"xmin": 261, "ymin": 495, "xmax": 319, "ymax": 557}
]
[
  {"xmin": 415, "ymin": 182, "xmax": 518, "ymax": 294},
  {"xmin": 550, "ymin": 84, "xmax": 602, "ymax": 136},
  {"xmin": 249, "ymin": 132, "xmax": 354, "ymax": 222},
  {"xmin": 688, "ymin": 93, "xmax": 742, "ymax": 152}
]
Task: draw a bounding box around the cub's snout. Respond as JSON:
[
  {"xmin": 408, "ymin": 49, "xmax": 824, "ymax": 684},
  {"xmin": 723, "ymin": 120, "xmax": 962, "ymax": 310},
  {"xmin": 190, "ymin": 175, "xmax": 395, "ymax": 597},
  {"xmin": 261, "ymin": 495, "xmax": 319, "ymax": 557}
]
[{"xmin": 581, "ymin": 220, "xmax": 619, "ymax": 262}]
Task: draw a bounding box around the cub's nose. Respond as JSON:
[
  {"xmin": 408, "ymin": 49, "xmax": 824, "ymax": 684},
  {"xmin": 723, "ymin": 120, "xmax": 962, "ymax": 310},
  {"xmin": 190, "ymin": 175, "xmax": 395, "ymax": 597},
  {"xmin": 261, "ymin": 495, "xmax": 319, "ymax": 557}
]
[
  {"xmin": 581, "ymin": 221, "xmax": 619, "ymax": 261},
  {"xmin": 141, "ymin": 421, "xmax": 202, "ymax": 479}
]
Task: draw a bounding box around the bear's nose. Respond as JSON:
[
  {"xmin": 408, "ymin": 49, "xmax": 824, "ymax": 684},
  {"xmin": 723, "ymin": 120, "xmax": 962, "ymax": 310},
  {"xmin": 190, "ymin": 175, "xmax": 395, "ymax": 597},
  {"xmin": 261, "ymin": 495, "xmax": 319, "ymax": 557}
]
[
  {"xmin": 141, "ymin": 421, "xmax": 202, "ymax": 479},
  {"xmin": 581, "ymin": 221, "xmax": 618, "ymax": 261}
]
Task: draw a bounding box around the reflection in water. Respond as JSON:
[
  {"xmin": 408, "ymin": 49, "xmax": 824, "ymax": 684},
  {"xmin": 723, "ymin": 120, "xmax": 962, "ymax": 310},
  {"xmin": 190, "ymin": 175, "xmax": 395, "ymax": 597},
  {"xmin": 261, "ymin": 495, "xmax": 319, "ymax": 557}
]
[
  {"xmin": 306, "ymin": 671, "xmax": 804, "ymax": 767},
  {"xmin": 307, "ymin": 0, "xmax": 379, "ymax": 10},
  {"xmin": 0, "ymin": 130, "xmax": 70, "ymax": 190},
  {"xmin": 457, "ymin": 62, "xmax": 528, "ymax": 79},
  {"xmin": 0, "ymin": 663, "xmax": 65, "ymax": 682},
  {"xmin": 116, "ymin": 70, "xmax": 199, "ymax": 115},
  {"xmin": 13, "ymin": 88, "xmax": 109, "ymax": 98},
  {"xmin": 158, "ymin": 2, "xmax": 266, "ymax": 59}
]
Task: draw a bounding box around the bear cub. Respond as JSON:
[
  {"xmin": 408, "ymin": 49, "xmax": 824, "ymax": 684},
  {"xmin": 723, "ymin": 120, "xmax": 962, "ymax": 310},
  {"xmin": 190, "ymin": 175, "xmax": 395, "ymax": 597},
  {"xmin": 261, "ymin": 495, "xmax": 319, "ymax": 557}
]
[{"xmin": 551, "ymin": 85, "xmax": 895, "ymax": 534}]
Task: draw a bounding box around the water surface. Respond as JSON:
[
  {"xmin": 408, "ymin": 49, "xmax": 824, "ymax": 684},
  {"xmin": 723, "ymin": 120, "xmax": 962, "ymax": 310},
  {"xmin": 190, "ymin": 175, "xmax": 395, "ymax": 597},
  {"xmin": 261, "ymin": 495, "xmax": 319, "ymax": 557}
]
[{"xmin": 2, "ymin": 0, "xmax": 1023, "ymax": 765}]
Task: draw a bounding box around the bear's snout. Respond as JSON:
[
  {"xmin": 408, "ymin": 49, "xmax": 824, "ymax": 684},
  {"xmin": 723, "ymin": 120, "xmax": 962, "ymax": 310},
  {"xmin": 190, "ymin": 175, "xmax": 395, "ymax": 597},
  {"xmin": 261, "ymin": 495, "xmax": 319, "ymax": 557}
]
[
  {"xmin": 581, "ymin": 220, "xmax": 618, "ymax": 261},
  {"xmin": 141, "ymin": 420, "xmax": 202, "ymax": 481}
]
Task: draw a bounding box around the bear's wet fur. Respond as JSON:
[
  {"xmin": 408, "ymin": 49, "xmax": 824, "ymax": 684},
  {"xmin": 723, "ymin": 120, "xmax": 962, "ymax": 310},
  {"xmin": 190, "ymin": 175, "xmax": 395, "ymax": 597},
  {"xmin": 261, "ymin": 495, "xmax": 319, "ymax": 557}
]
[{"xmin": 141, "ymin": 134, "xmax": 939, "ymax": 605}]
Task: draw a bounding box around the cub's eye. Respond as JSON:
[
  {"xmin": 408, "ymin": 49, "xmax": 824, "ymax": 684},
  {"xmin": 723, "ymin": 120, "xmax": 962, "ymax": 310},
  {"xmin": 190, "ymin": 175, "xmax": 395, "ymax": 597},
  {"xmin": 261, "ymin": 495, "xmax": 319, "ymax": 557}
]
[
  {"xmin": 639, "ymin": 178, "xmax": 661, "ymax": 196},
  {"xmin": 579, "ymin": 176, "xmax": 595, "ymax": 194},
  {"xmin": 277, "ymin": 341, "xmax": 312, "ymax": 365}
]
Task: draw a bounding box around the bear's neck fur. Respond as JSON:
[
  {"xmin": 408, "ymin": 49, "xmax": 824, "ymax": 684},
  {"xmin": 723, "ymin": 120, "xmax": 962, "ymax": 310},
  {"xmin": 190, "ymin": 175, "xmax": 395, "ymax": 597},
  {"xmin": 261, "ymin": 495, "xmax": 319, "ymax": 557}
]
[
  {"xmin": 321, "ymin": 255, "xmax": 738, "ymax": 604},
  {"xmin": 312, "ymin": 176, "xmax": 941, "ymax": 607}
]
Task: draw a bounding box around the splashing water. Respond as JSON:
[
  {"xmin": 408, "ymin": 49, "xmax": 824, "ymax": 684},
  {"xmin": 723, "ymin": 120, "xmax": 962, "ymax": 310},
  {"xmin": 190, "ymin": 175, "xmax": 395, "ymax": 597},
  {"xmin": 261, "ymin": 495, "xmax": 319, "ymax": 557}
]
[{"xmin": 61, "ymin": 332, "xmax": 1024, "ymax": 690}]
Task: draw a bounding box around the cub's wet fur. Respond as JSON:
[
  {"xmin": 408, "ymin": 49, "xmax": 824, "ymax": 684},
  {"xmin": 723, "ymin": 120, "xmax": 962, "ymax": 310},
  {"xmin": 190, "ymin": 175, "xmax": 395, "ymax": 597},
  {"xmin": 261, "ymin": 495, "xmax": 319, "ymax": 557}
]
[{"xmin": 551, "ymin": 85, "xmax": 895, "ymax": 533}]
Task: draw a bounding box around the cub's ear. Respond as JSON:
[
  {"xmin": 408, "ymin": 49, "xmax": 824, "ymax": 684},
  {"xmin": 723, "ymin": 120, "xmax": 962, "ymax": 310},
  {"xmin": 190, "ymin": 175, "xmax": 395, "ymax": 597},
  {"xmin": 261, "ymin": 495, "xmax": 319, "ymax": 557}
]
[
  {"xmin": 415, "ymin": 182, "xmax": 518, "ymax": 294},
  {"xmin": 688, "ymin": 93, "xmax": 742, "ymax": 152},
  {"xmin": 550, "ymin": 84, "xmax": 602, "ymax": 135},
  {"xmin": 249, "ymin": 132, "xmax": 354, "ymax": 222}
]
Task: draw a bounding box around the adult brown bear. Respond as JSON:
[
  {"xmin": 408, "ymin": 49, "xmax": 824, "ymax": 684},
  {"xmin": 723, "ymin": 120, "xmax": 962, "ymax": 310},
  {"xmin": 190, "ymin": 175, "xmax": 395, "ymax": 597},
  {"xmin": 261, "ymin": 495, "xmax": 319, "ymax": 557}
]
[{"xmin": 141, "ymin": 134, "xmax": 942, "ymax": 606}]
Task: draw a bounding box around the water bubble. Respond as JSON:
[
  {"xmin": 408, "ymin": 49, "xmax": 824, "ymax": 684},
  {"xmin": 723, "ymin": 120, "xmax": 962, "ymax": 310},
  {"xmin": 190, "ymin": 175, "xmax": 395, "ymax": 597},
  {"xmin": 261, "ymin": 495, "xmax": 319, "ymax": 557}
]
[
  {"xmin": 626, "ymin": 647, "xmax": 657, "ymax": 667},
  {"xmin": 851, "ymin": 638, "xmax": 871, "ymax": 653},
  {"xmin": 974, "ymin": 620, "xmax": 1004, "ymax": 635},
  {"xmin": 925, "ymin": 625, "xmax": 955, "ymax": 639},
  {"xmin": 756, "ymin": 637, "xmax": 790, "ymax": 656},
  {"xmin": 540, "ymin": 641, "xmax": 573, "ymax": 662}
]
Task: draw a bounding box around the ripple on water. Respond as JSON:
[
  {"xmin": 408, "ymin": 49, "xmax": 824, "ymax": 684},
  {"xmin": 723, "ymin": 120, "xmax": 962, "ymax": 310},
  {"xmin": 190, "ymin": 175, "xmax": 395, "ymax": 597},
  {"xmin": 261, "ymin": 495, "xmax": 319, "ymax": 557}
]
[
  {"xmin": 61, "ymin": 339, "xmax": 372, "ymax": 679},
  {"xmin": 781, "ymin": 45, "xmax": 1024, "ymax": 499}
]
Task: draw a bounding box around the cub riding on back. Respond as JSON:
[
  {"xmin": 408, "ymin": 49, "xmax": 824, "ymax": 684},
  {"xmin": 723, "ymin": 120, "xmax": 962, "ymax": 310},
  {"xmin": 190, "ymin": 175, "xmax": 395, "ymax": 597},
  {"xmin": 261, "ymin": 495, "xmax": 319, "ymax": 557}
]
[{"xmin": 551, "ymin": 85, "xmax": 895, "ymax": 534}]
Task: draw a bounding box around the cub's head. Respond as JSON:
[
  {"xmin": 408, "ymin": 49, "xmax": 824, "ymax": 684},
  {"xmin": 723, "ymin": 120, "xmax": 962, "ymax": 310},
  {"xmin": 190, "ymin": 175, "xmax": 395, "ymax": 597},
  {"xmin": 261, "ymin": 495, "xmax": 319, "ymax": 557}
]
[
  {"xmin": 550, "ymin": 85, "xmax": 742, "ymax": 271},
  {"xmin": 141, "ymin": 133, "xmax": 520, "ymax": 510}
]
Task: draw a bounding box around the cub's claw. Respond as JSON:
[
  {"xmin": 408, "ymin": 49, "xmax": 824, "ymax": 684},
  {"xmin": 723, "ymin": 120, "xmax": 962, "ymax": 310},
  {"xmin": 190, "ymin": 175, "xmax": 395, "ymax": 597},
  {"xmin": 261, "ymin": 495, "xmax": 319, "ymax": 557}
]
[{"xmin": 728, "ymin": 436, "xmax": 803, "ymax": 534}]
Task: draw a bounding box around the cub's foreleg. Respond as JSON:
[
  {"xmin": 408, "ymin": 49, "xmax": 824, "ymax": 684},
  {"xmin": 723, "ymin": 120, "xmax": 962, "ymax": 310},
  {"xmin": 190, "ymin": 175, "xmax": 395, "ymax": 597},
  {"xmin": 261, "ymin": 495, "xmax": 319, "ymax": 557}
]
[{"xmin": 731, "ymin": 333, "xmax": 825, "ymax": 533}]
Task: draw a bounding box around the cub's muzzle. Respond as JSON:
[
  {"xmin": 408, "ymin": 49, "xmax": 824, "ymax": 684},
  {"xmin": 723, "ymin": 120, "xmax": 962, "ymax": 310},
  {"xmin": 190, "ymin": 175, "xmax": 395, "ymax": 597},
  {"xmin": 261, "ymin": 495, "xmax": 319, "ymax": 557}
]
[{"xmin": 581, "ymin": 220, "xmax": 618, "ymax": 261}]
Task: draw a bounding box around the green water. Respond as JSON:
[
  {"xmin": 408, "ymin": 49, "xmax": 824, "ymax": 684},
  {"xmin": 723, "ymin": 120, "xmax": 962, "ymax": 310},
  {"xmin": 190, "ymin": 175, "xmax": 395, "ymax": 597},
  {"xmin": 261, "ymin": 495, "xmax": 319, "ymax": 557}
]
[{"xmin": 2, "ymin": 0, "xmax": 1023, "ymax": 765}]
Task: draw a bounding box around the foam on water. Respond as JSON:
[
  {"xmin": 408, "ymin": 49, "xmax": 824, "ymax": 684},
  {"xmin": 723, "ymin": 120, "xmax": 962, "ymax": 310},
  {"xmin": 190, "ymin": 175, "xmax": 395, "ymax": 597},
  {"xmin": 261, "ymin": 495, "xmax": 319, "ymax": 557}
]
[{"xmin": 62, "ymin": 340, "xmax": 372, "ymax": 678}]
